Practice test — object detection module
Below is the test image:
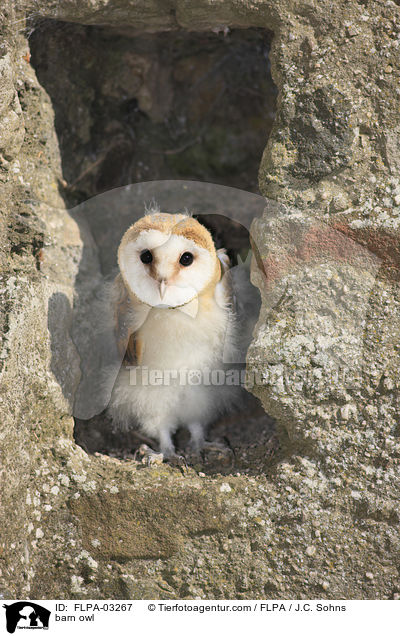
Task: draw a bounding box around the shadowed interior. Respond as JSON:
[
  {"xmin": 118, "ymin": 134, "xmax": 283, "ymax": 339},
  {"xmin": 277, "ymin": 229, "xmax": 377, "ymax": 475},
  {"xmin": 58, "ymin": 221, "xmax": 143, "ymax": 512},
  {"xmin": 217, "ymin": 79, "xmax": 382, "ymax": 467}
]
[{"xmin": 29, "ymin": 21, "xmax": 279, "ymax": 473}]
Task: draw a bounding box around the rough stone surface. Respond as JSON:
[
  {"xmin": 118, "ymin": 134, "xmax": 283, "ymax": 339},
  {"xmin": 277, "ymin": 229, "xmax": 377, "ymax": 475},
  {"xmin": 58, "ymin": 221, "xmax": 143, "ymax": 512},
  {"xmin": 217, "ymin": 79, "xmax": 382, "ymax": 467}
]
[{"xmin": 1, "ymin": 0, "xmax": 400, "ymax": 600}]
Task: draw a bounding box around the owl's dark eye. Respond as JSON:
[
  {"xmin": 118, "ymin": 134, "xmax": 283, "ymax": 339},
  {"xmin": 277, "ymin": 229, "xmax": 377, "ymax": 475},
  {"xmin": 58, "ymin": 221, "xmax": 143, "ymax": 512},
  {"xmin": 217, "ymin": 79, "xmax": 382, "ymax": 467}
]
[
  {"xmin": 140, "ymin": 250, "xmax": 153, "ymax": 264},
  {"xmin": 179, "ymin": 252, "xmax": 194, "ymax": 266}
]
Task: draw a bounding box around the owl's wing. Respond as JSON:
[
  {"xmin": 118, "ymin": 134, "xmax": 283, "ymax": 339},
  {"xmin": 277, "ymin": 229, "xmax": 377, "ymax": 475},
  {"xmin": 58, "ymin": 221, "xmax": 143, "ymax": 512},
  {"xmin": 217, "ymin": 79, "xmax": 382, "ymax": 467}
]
[
  {"xmin": 72, "ymin": 273, "xmax": 150, "ymax": 419},
  {"xmin": 214, "ymin": 248, "xmax": 261, "ymax": 363},
  {"xmin": 217, "ymin": 247, "xmax": 231, "ymax": 274},
  {"xmin": 109, "ymin": 273, "xmax": 151, "ymax": 365},
  {"xmin": 71, "ymin": 274, "xmax": 122, "ymax": 419},
  {"xmin": 231, "ymin": 264, "xmax": 261, "ymax": 357},
  {"xmin": 111, "ymin": 273, "xmax": 136, "ymax": 364},
  {"xmin": 221, "ymin": 263, "xmax": 261, "ymax": 364}
]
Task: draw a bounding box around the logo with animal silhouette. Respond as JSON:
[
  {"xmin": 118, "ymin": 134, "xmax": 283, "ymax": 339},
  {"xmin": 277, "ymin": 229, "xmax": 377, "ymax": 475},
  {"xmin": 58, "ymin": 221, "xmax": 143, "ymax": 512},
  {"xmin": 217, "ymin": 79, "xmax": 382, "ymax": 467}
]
[{"xmin": 3, "ymin": 602, "xmax": 50, "ymax": 634}]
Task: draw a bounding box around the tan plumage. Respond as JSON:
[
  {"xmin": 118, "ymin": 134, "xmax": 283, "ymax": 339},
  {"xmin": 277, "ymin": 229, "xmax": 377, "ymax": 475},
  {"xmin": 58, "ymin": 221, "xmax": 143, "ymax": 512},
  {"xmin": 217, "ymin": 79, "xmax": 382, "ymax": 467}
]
[{"xmin": 106, "ymin": 210, "xmax": 246, "ymax": 460}]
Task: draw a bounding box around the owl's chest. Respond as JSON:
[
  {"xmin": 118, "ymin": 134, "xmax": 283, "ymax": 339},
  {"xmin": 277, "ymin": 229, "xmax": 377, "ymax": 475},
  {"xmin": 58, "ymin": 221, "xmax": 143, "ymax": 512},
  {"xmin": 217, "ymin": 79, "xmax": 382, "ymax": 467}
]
[{"xmin": 136, "ymin": 303, "xmax": 229, "ymax": 369}]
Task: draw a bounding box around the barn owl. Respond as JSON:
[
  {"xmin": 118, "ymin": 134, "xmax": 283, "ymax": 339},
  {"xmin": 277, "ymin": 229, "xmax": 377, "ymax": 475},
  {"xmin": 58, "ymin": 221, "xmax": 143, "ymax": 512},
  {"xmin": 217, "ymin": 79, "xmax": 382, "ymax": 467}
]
[{"xmin": 106, "ymin": 210, "xmax": 255, "ymax": 463}]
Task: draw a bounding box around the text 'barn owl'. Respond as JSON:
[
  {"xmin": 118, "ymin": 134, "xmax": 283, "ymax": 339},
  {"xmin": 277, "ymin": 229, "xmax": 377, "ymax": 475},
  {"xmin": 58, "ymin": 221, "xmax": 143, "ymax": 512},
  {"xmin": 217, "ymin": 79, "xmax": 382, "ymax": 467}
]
[{"xmin": 106, "ymin": 210, "xmax": 255, "ymax": 462}]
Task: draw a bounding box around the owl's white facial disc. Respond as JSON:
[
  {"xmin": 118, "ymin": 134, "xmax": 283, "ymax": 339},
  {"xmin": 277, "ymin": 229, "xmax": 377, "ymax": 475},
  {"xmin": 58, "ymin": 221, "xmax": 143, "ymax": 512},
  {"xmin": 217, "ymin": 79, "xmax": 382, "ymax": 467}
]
[{"xmin": 119, "ymin": 229, "xmax": 215, "ymax": 307}]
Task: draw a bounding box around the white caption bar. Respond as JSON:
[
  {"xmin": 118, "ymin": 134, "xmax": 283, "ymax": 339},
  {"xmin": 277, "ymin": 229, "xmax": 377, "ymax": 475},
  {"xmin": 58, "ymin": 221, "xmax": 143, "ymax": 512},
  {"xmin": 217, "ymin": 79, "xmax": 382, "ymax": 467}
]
[{"xmin": 2, "ymin": 600, "xmax": 398, "ymax": 636}]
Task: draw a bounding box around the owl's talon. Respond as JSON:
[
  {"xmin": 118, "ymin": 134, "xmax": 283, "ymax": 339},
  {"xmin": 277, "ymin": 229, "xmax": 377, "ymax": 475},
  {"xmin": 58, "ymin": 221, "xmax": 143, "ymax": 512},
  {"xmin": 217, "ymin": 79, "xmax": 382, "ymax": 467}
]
[
  {"xmin": 136, "ymin": 443, "xmax": 164, "ymax": 466},
  {"xmin": 146, "ymin": 452, "xmax": 164, "ymax": 466},
  {"xmin": 168, "ymin": 453, "xmax": 189, "ymax": 473}
]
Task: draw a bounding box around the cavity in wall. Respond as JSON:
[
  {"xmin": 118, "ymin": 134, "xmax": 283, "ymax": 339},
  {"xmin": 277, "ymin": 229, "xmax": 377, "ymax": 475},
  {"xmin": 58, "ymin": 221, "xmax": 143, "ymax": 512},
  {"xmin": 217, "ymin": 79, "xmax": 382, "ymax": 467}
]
[{"xmin": 29, "ymin": 20, "xmax": 279, "ymax": 473}]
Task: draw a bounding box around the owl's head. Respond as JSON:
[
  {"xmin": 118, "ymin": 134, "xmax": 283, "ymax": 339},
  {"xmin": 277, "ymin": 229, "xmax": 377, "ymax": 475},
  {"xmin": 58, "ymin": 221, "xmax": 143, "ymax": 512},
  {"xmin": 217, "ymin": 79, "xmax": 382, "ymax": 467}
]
[{"xmin": 118, "ymin": 212, "xmax": 221, "ymax": 307}]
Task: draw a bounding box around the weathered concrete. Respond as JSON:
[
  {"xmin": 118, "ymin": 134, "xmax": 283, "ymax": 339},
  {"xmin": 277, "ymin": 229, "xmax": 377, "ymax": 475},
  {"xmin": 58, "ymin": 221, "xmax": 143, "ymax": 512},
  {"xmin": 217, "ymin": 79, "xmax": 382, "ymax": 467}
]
[{"xmin": 1, "ymin": 0, "xmax": 400, "ymax": 599}]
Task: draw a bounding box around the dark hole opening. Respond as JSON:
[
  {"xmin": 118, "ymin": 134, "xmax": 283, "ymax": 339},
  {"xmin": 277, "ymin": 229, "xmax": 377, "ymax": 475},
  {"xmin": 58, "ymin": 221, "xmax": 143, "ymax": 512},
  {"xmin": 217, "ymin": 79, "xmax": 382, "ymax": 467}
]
[
  {"xmin": 30, "ymin": 20, "xmax": 280, "ymax": 474},
  {"xmin": 30, "ymin": 21, "xmax": 276, "ymax": 200}
]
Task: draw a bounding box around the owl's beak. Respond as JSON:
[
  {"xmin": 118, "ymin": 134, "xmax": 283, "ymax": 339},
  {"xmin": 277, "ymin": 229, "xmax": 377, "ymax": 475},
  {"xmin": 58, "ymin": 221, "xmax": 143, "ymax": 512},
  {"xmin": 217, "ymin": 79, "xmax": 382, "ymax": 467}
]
[{"xmin": 159, "ymin": 279, "xmax": 167, "ymax": 300}]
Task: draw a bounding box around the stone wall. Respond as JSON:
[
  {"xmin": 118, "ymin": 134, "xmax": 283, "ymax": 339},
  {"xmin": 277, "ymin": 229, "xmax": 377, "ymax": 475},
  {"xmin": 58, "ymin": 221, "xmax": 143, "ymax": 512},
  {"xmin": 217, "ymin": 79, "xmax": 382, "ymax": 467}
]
[{"xmin": 1, "ymin": 0, "xmax": 399, "ymax": 599}]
